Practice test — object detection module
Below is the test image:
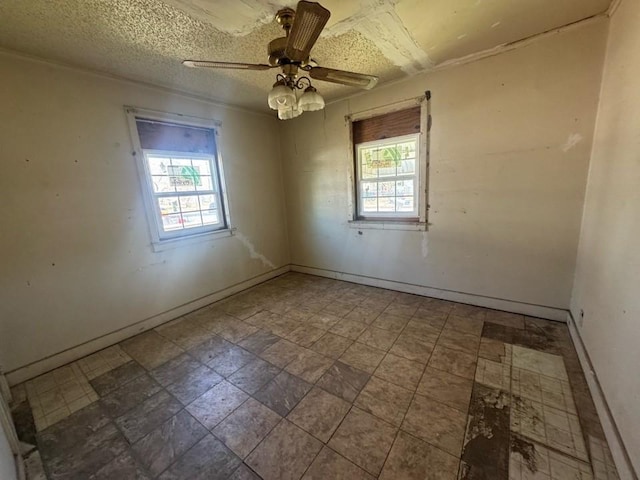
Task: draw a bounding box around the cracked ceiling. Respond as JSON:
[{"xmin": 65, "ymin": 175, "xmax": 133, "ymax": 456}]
[{"xmin": 0, "ymin": 0, "xmax": 611, "ymax": 112}]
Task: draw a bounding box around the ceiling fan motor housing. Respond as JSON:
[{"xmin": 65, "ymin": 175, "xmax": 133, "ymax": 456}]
[
  {"xmin": 182, "ymin": 1, "xmax": 378, "ymax": 104},
  {"xmin": 269, "ymin": 7, "xmax": 310, "ymax": 67},
  {"xmin": 268, "ymin": 37, "xmax": 289, "ymax": 66}
]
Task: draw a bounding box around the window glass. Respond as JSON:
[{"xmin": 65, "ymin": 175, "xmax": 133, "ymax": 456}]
[
  {"xmin": 356, "ymin": 134, "xmax": 419, "ymax": 219},
  {"xmin": 143, "ymin": 151, "xmax": 226, "ymax": 238}
]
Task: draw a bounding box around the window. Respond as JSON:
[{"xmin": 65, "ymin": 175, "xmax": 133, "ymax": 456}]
[
  {"xmin": 357, "ymin": 134, "xmax": 419, "ymax": 218},
  {"xmin": 126, "ymin": 108, "xmax": 230, "ymax": 247},
  {"xmin": 143, "ymin": 151, "xmax": 224, "ymax": 236},
  {"xmin": 351, "ymin": 103, "xmax": 427, "ymax": 224}
]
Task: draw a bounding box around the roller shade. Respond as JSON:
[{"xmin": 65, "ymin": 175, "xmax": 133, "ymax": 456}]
[
  {"xmin": 135, "ymin": 118, "xmax": 216, "ymax": 154},
  {"xmin": 352, "ymin": 106, "xmax": 421, "ymax": 144}
]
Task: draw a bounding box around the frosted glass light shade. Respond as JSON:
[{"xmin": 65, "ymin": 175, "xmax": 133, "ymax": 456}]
[
  {"xmin": 299, "ymin": 87, "xmax": 325, "ymax": 112},
  {"xmin": 278, "ymin": 103, "xmax": 303, "ymax": 120},
  {"xmin": 268, "ymin": 83, "xmax": 296, "ymax": 110}
]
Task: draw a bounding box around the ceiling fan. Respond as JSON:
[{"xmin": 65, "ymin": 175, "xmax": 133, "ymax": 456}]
[{"xmin": 182, "ymin": 1, "xmax": 379, "ymax": 120}]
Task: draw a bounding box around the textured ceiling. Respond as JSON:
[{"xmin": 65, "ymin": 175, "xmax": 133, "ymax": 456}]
[{"xmin": 0, "ymin": 0, "xmax": 611, "ymax": 112}]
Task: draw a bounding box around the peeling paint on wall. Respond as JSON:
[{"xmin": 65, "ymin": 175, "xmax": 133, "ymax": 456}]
[
  {"xmin": 234, "ymin": 231, "xmax": 276, "ymax": 269},
  {"xmin": 421, "ymin": 231, "xmax": 429, "ymax": 258},
  {"xmin": 561, "ymin": 133, "xmax": 583, "ymax": 152}
]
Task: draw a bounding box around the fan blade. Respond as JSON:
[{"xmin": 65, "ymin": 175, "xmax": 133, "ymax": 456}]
[
  {"xmin": 309, "ymin": 67, "xmax": 378, "ymax": 90},
  {"xmin": 285, "ymin": 1, "xmax": 330, "ymax": 63},
  {"xmin": 182, "ymin": 60, "xmax": 273, "ymax": 71}
]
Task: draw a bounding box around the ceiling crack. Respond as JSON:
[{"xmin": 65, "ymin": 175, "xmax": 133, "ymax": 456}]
[{"xmin": 323, "ymin": 0, "xmax": 433, "ymax": 75}]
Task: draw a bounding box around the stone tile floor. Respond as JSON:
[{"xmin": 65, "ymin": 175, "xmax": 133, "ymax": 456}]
[{"xmin": 9, "ymin": 272, "xmax": 621, "ymax": 479}]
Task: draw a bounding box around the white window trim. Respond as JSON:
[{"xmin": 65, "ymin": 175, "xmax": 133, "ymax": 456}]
[
  {"xmin": 125, "ymin": 106, "xmax": 233, "ymax": 251},
  {"xmin": 348, "ymin": 220, "xmax": 426, "ymax": 231},
  {"xmin": 141, "ymin": 149, "xmax": 227, "ymax": 240},
  {"xmin": 345, "ymin": 96, "xmax": 429, "ymax": 231}
]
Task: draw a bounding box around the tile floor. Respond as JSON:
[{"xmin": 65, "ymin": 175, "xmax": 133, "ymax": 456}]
[{"xmin": 9, "ymin": 272, "xmax": 621, "ymax": 479}]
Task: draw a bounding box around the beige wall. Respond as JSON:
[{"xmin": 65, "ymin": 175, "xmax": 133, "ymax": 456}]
[
  {"xmin": 280, "ymin": 20, "xmax": 607, "ymax": 310},
  {"xmin": 0, "ymin": 53, "xmax": 289, "ymax": 373},
  {"xmin": 571, "ymin": 0, "xmax": 640, "ymax": 471}
]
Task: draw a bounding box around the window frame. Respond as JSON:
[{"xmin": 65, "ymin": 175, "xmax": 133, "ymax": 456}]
[
  {"xmin": 125, "ymin": 107, "xmax": 232, "ymax": 251},
  {"xmin": 347, "ymin": 96, "xmax": 430, "ymax": 229},
  {"xmin": 355, "ymin": 133, "xmax": 420, "ymax": 220},
  {"xmin": 140, "ymin": 149, "xmax": 227, "ymax": 240}
]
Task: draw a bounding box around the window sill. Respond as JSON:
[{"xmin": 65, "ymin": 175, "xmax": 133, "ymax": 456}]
[
  {"xmin": 348, "ymin": 220, "xmax": 428, "ymax": 231},
  {"xmin": 152, "ymin": 228, "xmax": 234, "ymax": 252}
]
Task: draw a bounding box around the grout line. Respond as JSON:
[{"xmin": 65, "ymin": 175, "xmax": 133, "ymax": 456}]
[
  {"xmin": 232, "ymin": 286, "xmax": 375, "ymax": 476},
  {"xmin": 329, "ymin": 403, "xmax": 397, "ymax": 477},
  {"xmin": 295, "ymin": 419, "xmax": 329, "ymax": 478},
  {"xmin": 150, "ymin": 404, "xmax": 204, "ymax": 479},
  {"xmin": 27, "ymin": 272, "xmax": 614, "ymax": 479},
  {"xmin": 280, "ymin": 286, "xmax": 394, "ymax": 476},
  {"xmin": 375, "ymin": 303, "xmax": 457, "ymax": 474}
]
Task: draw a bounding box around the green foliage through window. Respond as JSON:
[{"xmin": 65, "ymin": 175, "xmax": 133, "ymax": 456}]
[{"xmin": 363, "ymin": 144, "xmax": 413, "ymax": 169}]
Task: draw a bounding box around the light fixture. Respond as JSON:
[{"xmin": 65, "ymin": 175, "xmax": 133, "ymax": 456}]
[
  {"xmin": 268, "ymin": 79, "xmax": 296, "ymax": 110},
  {"xmin": 267, "ymin": 74, "xmax": 324, "ymax": 120},
  {"xmin": 278, "ymin": 103, "xmax": 303, "ymax": 120},
  {"xmin": 299, "ymin": 85, "xmax": 325, "ymax": 112}
]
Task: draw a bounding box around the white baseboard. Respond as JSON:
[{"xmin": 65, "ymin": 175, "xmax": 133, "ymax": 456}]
[
  {"xmin": 6, "ymin": 263, "xmax": 568, "ymax": 385},
  {"xmin": 291, "ymin": 264, "xmax": 568, "ymax": 322},
  {"xmin": 567, "ymin": 313, "xmax": 638, "ymax": 480},
  {"xmin": 6, "ymin": 265, "xmax": 290, "ymax": 386}
]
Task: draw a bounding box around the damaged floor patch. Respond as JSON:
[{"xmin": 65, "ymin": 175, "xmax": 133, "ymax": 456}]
[
  {"xmin": 510, "ymin": 434, "xmax": 594, "ymax": 480},
  {"xmin": 465, "ymin": 339, "xmax": 606, "ymax": 478},
  {"xmin": 461, "ymin": 384, "xmax": 511, "ymax": 479}
]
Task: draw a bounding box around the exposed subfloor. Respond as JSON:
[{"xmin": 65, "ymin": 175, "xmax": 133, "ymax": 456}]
[{"xmin": 9, "ymin": 272, "xmax": 620, "ymax": 479}]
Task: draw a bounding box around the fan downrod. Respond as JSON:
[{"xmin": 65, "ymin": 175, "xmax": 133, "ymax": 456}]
[
  {"xmin": 269, "ymin": 7, "xmax": 299, "ymax": 67},
  {"xmin": 275, "ymin": 7, "xmax": 295, "ymax": 32}
]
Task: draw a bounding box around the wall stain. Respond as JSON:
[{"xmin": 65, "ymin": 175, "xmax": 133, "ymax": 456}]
[
  {"xmin": 562, "ymin": 133, "xmax": 583, "ymax": 152},
  {"xmin": 234, "ymin": 231, "xmax": 276, "ymax": 269},
  {"xmin": 421, "ymin": 232, "xmax": 429, "ymax": 257}
]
